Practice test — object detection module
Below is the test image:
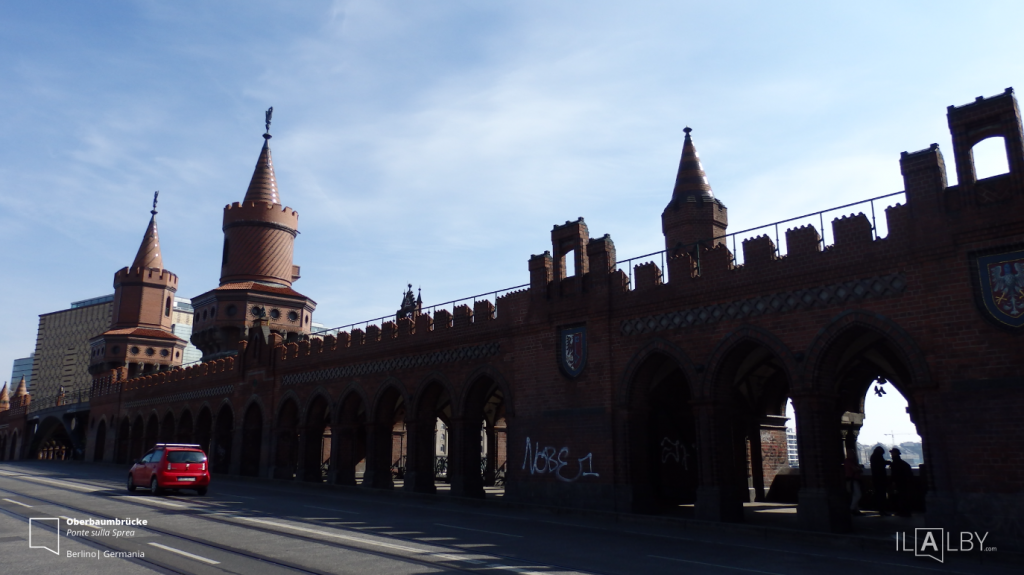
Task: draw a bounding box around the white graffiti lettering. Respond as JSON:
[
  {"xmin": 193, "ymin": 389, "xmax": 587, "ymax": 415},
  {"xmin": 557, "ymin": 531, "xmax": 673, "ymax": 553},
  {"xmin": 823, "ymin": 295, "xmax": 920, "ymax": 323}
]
[
  {"xmin": 660, "ymin": 437, "xmax": 691, "ymax": 469},
  {"xmin": 522, "ymin": 437, "xmax": 599, "ymax": 482}
]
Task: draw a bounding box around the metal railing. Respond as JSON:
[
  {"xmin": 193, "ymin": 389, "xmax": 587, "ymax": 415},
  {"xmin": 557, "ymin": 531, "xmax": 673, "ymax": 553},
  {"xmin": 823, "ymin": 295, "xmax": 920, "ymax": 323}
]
[
  {"xmin": 618, "ymin": 191, "xmax": 906, "ymax": 286},
  {"xmin": 309, "ymin": 283, "xmax": 529, "ymax": 339}
]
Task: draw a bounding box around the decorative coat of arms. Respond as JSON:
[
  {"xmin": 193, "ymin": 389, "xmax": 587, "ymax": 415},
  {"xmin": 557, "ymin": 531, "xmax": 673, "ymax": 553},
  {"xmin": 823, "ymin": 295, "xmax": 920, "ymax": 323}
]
[
  {"xmin": 977, "ymin": 250, "xmax": 1024, "ymax": 328},
  {"xmin": 559, "ymin": 326, "xmax": 587, "ymax": 377}
]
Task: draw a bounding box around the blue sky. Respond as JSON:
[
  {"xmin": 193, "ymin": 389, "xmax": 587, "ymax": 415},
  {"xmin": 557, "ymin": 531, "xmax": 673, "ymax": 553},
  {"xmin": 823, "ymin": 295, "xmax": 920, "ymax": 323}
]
[{"xmin": 2, "ymin": 2, "xmax": 1021, "ymax": 439}]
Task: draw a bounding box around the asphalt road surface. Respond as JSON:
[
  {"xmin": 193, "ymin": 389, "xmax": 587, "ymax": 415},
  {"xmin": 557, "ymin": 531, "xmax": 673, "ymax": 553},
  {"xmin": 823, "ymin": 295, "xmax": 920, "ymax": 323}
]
[{"xmin": 0, "ymin": 461, "xmax": 1015, "ymax": 575}]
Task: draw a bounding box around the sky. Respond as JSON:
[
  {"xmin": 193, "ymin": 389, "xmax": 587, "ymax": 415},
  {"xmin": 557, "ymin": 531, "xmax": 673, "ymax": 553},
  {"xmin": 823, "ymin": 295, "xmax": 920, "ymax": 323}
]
[{"xmin": 2, "ymin": 0, "xmax": 1022, "ymax": 426}]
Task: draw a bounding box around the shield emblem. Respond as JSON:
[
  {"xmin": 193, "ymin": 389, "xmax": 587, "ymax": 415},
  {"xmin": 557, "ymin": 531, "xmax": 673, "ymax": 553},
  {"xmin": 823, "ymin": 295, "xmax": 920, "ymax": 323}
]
[
  {"xmin": 977, "ymin": 250, "xmax": 1024, "ymax": 328},
  {"xmin": 559, "ymin": 326, "xmax": 587, "ymax": 377}
]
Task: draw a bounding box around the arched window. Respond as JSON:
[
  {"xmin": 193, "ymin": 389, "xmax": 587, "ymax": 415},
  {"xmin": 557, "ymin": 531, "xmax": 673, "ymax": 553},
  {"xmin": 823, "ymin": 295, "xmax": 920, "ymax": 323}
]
[{"xmin": 972, "ymin": 136, "xmax": 1010, "ymax": 180}]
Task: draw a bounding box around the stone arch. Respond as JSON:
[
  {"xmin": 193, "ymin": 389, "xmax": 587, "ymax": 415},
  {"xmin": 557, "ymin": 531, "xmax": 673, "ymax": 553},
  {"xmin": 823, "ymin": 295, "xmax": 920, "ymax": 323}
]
[
  {"xmin": 333, "ymin": 385, "xmax": 368, "ymax": 486},
  {"xmin": 365, "ymin": 378, "xmax": 408, "ymax": 489},
  {"xmin": 195, "ymin": 405, "xmax": 213, "ymax": 456},
  {"xmin": 115, "ymin": 417, "xmax": 131, "ymax": 464},
  {"xmin": 700, "ymin": 325, "xmax": 797, "ymax": 516},
  {"xmin": 273, "ymin": 396, "xmax": 301, "ymax": 480},
  {"xmin": 30, "ymin": 416, "xmax": 74, "ymax": 460},
  {"xmin": 803, "ymin": 310, "xmax": 932, "ymax": 395},
  {"xmin": 618, "ymin": 337, "xmax": 700, "ymax": 409},
  {"xmin": 129, "ymin": 414, "xmax": 145, "ymax": 461},
  {"xmin": 452, "ymin": 367, "xmax": 511, "ymax": 498},
  {"xmin": 211, "ymin": 402, "xmax": 235, "ymax": 474},
  {"xmin": 93, "ymin": 419, "xmax": 107, "ymax": 462},
  {"xmin": 622, "ymin": 346, "xmax": 699, "ymax": 513},
  {"xmin": 240, "ymin": 397, "xmax": 265, "ymax": 477},
  {"xmin": 159, "ymin": 410, "xmax": 175, "ymax": 444},
  {"xmin": 406, "ymin": 374, "xmax": 456, "ymax": 493},
  {"xmin": 9, "ymin": 429, "xmax": 20, "ymax": 461},
  {"xmin": 177, "ymin": 408, "xmax": 194, "ymax": 444},
  {"xmin": 144, "ymin": 412, "xmax": 160, "ymax": 452},
  {"xmin": 302, "ymin": 390, "xmax": 334, "ymax": 482},
  {"xmin": 800, "ymin": 309, "xmax": 935, "ymax": 523},
  {"xmin": 300, "ymin": 387, "xmax": 333, "ymax": 425}
]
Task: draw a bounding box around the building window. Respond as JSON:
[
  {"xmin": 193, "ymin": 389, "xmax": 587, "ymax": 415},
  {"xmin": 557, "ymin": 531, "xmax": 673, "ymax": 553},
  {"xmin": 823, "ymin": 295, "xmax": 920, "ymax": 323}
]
[{"xmin": 165, "ymin": 296, "xmax": 171, "ymax": 317}]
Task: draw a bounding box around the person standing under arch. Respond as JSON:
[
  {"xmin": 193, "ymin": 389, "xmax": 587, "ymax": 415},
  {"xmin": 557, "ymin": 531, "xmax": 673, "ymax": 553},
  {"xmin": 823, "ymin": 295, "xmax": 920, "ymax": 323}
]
[{"xmin": 869, "ymin": 446, "xmax": 890, "ymax": 515}]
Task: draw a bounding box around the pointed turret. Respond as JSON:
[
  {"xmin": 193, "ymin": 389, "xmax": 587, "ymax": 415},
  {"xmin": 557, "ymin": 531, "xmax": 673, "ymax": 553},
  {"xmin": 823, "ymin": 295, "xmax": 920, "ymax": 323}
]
[
  {"xmin": 669, "ymin": 127, "xmax": 715, "ymax": 206},
  {"xmin": 243, "ymin": 136, "xmax": 280, "ymax": 205},
  {"xmin": 131, "ymin": 192, "xmax": 163, "ymax": 270},
  {"xmin": 13, "ymin": 376, "xmax": 27, "ymax": 398},
  {"xmin": 662, "ymin": 127, "xmax": 728, "ymax": 253},
  {"xmin": 0, "ymin": 382, "xmax": 9, "ymax": 412}
]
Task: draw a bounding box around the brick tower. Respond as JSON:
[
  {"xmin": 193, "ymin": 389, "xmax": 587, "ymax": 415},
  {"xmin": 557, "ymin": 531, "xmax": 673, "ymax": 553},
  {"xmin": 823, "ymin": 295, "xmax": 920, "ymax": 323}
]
[
  {"xmin": 190, "ymin": 109, "xmax": 317, "ymax": 361},
  {"xmin": 662, "ymin": 127, "xmax": 728, "ymax": 253},
  {"xmin": 89, "ymin": 194, "xmax": 187, "ymax": 377}
]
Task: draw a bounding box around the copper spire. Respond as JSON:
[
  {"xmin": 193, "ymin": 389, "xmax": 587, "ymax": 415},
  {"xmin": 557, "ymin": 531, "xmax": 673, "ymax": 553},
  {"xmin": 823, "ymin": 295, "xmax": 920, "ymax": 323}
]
[
  {"xmin": 670, "ymin": 127, "xmax": 715, "ymax": 205},
  {"xmin": 131, "ymin": 191, "xmax": 163, "ymax": 270},
  {"xmin": 243, "ymin": 108, "xmax": 280, "ymax": 205}
]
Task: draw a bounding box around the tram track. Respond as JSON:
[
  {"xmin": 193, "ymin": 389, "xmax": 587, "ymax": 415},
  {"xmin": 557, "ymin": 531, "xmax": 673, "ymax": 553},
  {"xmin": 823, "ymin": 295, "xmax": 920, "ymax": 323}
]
[{"xmin": 0, "ymin": 473, "xmax": 589, "ymax": 575}]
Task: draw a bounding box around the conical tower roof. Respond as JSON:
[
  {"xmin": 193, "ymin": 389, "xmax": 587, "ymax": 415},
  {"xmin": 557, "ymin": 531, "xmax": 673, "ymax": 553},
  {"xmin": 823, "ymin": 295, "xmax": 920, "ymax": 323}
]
[
  {"xmin": 243, "ymin": 135, "xmax": 280, "ymax": 205},
  {"xmin": 670, "ymin": 127, "xmax": 716, "ymax": 205},
  {"xmin": 13, "ymin": 376, "xmax": 27, "ymax": 397},
  {"xmin": 0, "ymin": 382, "xmax": 9, "ymax": 411},
  {"xmin": 131, "ymin": 195, "xmax": 163, "ymax": 270}
]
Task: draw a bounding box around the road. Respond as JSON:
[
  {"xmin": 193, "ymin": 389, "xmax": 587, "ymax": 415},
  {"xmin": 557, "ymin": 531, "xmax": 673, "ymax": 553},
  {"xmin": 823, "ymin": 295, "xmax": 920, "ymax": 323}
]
[{"xmin": 0, "ymin": 461, "xmax": 1014, "ymax": 575}]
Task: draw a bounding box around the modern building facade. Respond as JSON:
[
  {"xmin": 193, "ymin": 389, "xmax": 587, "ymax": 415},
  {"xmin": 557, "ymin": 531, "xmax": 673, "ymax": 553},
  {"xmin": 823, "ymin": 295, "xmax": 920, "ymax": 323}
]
[
  {"xmin": 9, "ymin": 355, "xmax": 33, "ymax": 393},
  {"xmin": 2, "ymin": 91, "xmax": 1023, "ymax": 550}
]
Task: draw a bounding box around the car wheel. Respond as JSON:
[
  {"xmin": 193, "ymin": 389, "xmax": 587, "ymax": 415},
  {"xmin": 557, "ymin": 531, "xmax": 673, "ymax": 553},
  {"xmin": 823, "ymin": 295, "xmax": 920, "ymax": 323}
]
[
  {"xmin": 196, "ymin": 487, "xmax": 208, "ymax": 496},
  {"xmin": 150, "ymin": 477, "xmax": 163, "ymax": 496},
  {"xmin": 127, "ymin": 474, "xmax": 137, "ymax": 492}
]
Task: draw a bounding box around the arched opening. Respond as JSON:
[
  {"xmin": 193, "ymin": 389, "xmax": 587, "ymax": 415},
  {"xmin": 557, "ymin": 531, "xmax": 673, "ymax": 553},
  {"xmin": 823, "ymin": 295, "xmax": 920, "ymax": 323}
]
[
  {"xmin": 817, "ymin": 326, "xmax": 926, "ymax": 520},
  {"xmin": 274, "ymin": 399, "xmax": 299, "ymax": 479},
  {"xmin": 144, "ymin": 413, "xmax": 159, "ymax": 452},
  {"xmin": 115, "ymin": 418, "xmax": 130, "ymax": 464},
  {"xmin": 627, "ymin": 352, "xmax": 699, "ymax": 514},
  {"xmin": 240, "ymin": 403, "xmax": 263, "ymax": 477},
  {"xmin": 0, "ymin": 434, "xmax": 7, "ymax": 461},
  {"xmin": 454, "ymin": 376, "xmax": 507, "ymax": 499},
  {"xmin": 177, "ymin": 410, "xmax": 194, "ymax": 444},
  {"xmin": 972, "ymin": 136, "xmax": 1010, "ymax": 180},
  {"xmin": 712, "ymin": 340, "xmax": 793, "ymax": 520},
  {"xmin": 212, "ymin": 404, "xmax": 234, "ymax": 474},
  {"xmin": 10, "ymin": 430, "xmax": 21, "ymax": 460},
  {"xmin": 160, "ymin": 412, "xmax": 175, "ymax": 444},
  {"xmin": 31, "ymin": 417, "xmax": 74, "ymax": 461},
  {"xmin": 129, "ymin": 415, "xmax": 145, "ymax": 461},
  {"xmin": 93, "ymin": 420, "xmax": 107, "ymax": 462},
  {"xmin": 367, "ymin": 387, "xmax": 403, "ymax": 489},
  {"xmin": 303, "ymin": 395, "xmax": 332, "ymax": 482},
  {"xmin": 195, "ymin": 407, "xmax": 213, "ymax": 456},
  {"xmin": 333, "ymin": 393, "xmax": 367, "ymax": 486},
  {"xmin": 408, "ymin": 382, "xmax": 452, "ymax": 493}
]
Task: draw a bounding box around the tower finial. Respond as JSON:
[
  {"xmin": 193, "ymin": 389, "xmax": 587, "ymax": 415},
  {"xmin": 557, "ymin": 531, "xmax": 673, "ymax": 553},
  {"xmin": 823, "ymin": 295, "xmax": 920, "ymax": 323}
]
[
  {"xmin": 264, "ymin": 106, "xmax": 273, "ymax": 140},
  {"xmin": 683, "ymin": 126, "xmax": 692, "ymax": 135},
  {"xmin": 152, "ymin": 190, "xmax": 159, "ymax": 215}
]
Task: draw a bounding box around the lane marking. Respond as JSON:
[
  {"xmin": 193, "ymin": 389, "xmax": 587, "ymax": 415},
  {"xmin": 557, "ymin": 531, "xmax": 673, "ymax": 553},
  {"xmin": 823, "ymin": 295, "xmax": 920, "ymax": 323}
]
[
  {"xmin": 650, "ymin": 555, "xmax": 787, "ymax": 575},
  {"xmin": 304, "ymin": 505, "xmax": 359, "ymax": 515},
  {"xmin": 148, "ymin": 542, "xmax": 221, "ymax": 565},
  {"xmin": 2, "ymin": 498, "xmax": 32, "ymax": 508},
  {"xmin": 14, "ymin": 476, "xmax": 102, "ymax": 492},
  {"xmin": 113, "ymin": 496, "xmax": 187, "ymax": 509},
  {"xmin": 240, "ymin": 517, "xmax": 545, "ymax": 574},
  {"xmin": 434, "ymin": 523, "xmax": 522, "ymax": 538}
]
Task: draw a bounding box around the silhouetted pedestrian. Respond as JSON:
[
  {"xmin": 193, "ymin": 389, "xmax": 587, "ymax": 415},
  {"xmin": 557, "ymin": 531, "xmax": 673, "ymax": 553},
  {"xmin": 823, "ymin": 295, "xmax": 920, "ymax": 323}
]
[
  {"xmin": 890, "ymin": 447, "xmax": 914, "ymax": 517},
  {"xmin": 844, "ymin": 452, "xmax": 864, "ymax": 515},
  {"xmin": 869, "ymin": 446, "xmax": 890, "ymax": 515}
]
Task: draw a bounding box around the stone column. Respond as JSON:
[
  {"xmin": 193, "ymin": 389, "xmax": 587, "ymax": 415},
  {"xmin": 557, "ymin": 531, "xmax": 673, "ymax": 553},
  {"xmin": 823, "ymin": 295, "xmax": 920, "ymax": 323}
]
[
  {"xmin": 228, "ymin": 419, "xmax": 243, "ymax": 476},
  {"xmin": 404, "ymin": 416, "xmax": 437, "ymax": 493},
  {"xmin": 448, "ymin": 416, "xmax": 484, "ymax": 498},
  {"xmin": 363, "ymin": 420, "xmax": 394, "ymax": 489},
  {"xmin": 793, "ymin": 392, "xmax": 850, "ymax": 532},
  {"xmin": 693, "ymin": 400, "xmax": 744, "ymax": 522}
]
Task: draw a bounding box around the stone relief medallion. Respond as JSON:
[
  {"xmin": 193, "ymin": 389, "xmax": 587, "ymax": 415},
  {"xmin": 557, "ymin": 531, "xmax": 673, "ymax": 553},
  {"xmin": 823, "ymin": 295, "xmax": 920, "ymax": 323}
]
[
  {"xmin": 558, "ymin": 325, "xmax": 587, "ymax": 378},
  {"xmin": 977, "ymin": 249, "xmax": 1024, "ymax": 328}
]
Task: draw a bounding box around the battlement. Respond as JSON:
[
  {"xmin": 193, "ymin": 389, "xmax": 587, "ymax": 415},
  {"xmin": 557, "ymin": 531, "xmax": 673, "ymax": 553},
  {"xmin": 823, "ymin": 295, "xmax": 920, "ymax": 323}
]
[
  {"xmin": 223, "ymin": 201, "xmax": 299, "ymax": 229},
  {"xmin": 113, "ymin": 266, "xmax": 179, "ymax": 287}
]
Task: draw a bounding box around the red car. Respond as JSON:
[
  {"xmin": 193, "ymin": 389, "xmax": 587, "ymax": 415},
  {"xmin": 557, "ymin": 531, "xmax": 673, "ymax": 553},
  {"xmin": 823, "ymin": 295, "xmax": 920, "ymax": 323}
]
[{"xmin": 128, "ymin": 443, "xmax": 210, "ymax": 496}]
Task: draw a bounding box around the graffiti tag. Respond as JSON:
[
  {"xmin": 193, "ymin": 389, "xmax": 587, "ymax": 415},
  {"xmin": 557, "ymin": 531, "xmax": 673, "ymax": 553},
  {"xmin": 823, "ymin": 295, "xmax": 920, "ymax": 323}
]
[
  {"xmin": 660, "ymin": 437, "xmax": 691, "ymax": 469},
  {"xmin": 522, "ymin": 437, "xmax": 599, "ymax": 482}
]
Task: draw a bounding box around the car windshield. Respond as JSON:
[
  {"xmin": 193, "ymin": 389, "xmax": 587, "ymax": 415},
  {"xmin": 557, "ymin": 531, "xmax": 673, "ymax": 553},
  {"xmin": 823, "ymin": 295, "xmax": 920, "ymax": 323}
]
[{"xmin": 167, "ymin": 451, "xmax": 207, "ymax": 463}]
